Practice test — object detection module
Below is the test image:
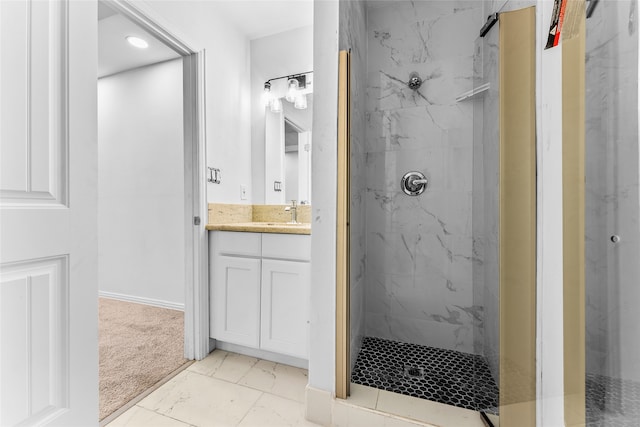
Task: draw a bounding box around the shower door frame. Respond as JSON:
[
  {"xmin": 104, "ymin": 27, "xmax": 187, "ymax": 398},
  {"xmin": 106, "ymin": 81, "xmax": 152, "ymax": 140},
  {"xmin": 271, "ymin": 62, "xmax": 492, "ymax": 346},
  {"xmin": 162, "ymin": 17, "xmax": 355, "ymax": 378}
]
[{"xmin": 336, "ymin": 49, "xmax": 351, "ymax": 400}]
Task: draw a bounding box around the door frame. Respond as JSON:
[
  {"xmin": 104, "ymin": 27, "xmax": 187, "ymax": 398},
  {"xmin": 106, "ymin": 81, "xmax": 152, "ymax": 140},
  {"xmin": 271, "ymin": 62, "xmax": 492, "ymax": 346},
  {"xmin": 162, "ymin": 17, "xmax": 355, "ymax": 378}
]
[{"xmin": 105, "ymin": 0, "xmax": 209, "ymax": 360}]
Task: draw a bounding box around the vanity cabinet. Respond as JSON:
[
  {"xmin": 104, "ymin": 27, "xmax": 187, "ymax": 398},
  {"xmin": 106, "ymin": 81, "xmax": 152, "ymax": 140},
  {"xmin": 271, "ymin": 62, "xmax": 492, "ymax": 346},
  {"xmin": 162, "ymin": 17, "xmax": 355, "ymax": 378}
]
[
  {"xmin": 211, "ymin": 255, "xmax": 261, "ymax": 347},
  {"xmin": 260, "ymin": 259, "xmax": 309, "ymax": 357},
  {"xmin": 209, "ymin": 231, "xmax": 310, "ymax": 360}
]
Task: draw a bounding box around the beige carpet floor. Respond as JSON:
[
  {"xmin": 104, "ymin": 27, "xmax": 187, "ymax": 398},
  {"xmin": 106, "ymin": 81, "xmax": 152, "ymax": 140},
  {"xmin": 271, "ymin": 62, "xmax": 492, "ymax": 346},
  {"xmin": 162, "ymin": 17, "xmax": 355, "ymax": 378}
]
[{"xmin": 99, "ymin": 297, "xmax": 188, "ymax": 421}]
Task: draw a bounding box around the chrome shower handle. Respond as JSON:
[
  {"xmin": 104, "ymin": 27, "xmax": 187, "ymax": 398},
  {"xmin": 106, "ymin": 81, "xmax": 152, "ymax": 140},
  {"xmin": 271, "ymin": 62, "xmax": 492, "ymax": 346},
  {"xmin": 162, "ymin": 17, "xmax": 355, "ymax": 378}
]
[{"xmin": 402, "ymin": 171, "xmax": 428, "ymax": 196}]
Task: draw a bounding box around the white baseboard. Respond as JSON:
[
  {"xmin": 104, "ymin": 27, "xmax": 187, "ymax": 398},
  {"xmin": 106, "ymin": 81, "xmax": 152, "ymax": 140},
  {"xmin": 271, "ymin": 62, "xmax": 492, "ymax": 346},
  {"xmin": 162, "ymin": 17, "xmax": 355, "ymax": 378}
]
[
  {"xmin": 305, "ymin": 386, "xmax": 333, "ymax": 426},
  {"xmin": 99, "ymin": 291, "xmax": 184, "ymax": 311}
]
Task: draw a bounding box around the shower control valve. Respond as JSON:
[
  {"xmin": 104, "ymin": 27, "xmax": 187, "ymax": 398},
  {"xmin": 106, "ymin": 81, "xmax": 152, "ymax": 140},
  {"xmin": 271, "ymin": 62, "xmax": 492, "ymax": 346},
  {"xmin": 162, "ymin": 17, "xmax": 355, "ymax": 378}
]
[{"xmin": 401, "ymin": 171, "xmax": 428, "ymax": 196}]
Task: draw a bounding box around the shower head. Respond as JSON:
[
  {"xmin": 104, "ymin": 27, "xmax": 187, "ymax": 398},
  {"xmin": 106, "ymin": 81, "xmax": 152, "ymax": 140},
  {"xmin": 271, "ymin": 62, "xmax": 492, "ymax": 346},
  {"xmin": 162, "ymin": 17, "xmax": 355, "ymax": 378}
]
[{"xmin": 408, "ymin": 72, "xmax": 422, "ymax": 90}]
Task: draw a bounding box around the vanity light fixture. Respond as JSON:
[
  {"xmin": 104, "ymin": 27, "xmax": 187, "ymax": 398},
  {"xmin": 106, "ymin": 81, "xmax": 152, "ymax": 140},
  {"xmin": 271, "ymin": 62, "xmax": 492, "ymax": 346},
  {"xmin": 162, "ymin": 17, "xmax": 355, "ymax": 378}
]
[
  {"xmin": 263, "ymin": 71, "xmax": 312, "ymax": 113},
  {"xmin": 126, "ymin": 35, "xmax": 149, "ymax": 49}
]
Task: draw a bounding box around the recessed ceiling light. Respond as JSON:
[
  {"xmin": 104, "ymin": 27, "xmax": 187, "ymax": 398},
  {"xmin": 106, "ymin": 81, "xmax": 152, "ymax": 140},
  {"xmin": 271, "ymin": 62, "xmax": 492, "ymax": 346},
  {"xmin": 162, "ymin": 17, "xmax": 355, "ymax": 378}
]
[{"xmin": 126, "ymin": 36, "xmax": 148, "ymax": 49}]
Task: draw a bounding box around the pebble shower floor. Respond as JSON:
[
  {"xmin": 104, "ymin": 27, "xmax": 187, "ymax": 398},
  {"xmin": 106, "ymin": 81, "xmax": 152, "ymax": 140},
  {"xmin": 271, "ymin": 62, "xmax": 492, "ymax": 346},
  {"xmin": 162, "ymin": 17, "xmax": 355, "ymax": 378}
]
[{"xmin": 351, "ymin": 336, "xmax": 499, "ymax": 413}]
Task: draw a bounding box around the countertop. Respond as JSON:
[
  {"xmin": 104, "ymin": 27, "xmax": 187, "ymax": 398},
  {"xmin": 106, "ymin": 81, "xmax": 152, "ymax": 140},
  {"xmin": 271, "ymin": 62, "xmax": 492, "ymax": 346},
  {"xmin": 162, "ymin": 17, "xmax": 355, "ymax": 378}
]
[{"xmin": 205, "ymin": 222, "xmax": 311, "ymax": 235}]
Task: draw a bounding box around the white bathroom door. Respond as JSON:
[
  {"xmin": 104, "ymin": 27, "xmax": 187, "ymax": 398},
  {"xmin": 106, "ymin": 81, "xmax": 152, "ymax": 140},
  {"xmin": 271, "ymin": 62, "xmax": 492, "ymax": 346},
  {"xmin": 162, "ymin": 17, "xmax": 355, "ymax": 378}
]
[{"xmin": 0, "ymin": 1, "xmax": 98, "ymax": 425}]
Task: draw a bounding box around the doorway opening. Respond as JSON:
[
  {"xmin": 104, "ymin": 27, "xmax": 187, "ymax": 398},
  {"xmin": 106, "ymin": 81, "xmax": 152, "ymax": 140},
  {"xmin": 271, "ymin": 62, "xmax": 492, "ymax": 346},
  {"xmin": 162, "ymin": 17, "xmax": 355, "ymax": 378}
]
[{"xmin": 96, "ymin": 0, "xmax": 207, "ymax": 423}]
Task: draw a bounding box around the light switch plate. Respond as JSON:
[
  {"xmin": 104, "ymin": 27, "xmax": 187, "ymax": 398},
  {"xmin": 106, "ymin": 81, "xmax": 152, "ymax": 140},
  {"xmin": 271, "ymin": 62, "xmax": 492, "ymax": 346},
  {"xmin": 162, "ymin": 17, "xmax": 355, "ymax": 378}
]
[{"xmin": 240, "ymin": 184, "xmax": 247, "ymax": 200}]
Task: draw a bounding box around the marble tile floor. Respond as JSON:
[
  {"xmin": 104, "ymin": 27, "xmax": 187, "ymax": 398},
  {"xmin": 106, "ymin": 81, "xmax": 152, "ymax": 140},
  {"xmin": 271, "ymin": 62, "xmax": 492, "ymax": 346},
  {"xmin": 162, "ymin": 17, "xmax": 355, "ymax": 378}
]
[
  {"xmin": 343, "ymin": 383, "xmax": 494, "ymax": 427},
  {"xmin": 106, "ymin": 349, "xmax": 320, "ymax": 427}
]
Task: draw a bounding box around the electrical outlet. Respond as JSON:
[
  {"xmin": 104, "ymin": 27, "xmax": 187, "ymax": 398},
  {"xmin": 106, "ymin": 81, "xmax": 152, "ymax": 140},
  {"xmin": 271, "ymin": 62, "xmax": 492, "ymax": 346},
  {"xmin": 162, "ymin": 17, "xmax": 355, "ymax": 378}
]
[{"xmin": 240, "ymin": 184, "xmax": 247, "ymax": 200}]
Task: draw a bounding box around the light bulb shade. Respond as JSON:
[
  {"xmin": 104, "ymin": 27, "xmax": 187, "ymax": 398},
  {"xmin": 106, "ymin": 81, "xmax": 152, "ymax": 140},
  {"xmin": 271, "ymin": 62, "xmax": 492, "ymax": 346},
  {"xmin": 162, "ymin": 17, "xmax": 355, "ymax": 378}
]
[
  {"xmin": 270, "ymin": 98, "xmax": 283, "ymax": 113},
  {"xmin": 285, "ymin": 78, "xmax": 299, "ymax": 102},
  {"xmin": 262, "ymin": 82, "xmax": 273, "ymax": 107},
  {"xmin": 294, "ymin": 93, "xmax": 307, "ymax": 109}
]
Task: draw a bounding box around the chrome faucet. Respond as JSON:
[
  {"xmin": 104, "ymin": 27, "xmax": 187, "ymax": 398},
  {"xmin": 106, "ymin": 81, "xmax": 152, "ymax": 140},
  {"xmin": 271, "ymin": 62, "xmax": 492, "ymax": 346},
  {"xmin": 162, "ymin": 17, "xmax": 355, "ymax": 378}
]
[{"xmin": 284, "ymin": 199, "xmax": 299, "ymax": 224}]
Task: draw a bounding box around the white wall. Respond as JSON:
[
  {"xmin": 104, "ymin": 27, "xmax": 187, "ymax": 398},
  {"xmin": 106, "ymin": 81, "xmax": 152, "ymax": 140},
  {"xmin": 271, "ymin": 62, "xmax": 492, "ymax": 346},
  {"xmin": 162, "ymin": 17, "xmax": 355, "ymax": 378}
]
[
  {"xmin": 98, "ymin": 59, "xmax": 184, "ymax": 308},
  {"xmin": 308, "ymin": 0, "xmax": 339, "ymax": 394},
  {"xmin": 251, "ymin": 26, "xmax": 313, "ymax": 204},
  {"xmin": 138, "ymin": 0, "xmax": 253, "ymax": 204}
]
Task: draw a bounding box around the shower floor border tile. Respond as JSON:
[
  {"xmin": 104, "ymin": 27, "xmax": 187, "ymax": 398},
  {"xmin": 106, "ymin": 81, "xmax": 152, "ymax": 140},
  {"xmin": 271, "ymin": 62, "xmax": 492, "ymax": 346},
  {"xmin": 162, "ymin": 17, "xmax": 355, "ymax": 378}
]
[
  {"xmin": 586, "ymin": 373, "xmax": 640, "ymax": 427},
  {"xmin": 351, "ymin": 336, "xmax": 499, "ymax": 414},
  {"xmin": 343, "ymin": 383, "xmax": 491, "ymax": 427}
]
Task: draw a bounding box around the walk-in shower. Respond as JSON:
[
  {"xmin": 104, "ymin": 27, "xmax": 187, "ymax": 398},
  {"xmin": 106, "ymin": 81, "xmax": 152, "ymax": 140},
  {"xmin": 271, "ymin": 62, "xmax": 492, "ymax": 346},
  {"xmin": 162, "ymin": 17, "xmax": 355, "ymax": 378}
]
[
  {"xmin": 334, "ymin": 0, "xmax": 640, "ymax": 424},
  {"xmin": 339, "ymin": 0, "xmax": 537, "ymax": 422}
]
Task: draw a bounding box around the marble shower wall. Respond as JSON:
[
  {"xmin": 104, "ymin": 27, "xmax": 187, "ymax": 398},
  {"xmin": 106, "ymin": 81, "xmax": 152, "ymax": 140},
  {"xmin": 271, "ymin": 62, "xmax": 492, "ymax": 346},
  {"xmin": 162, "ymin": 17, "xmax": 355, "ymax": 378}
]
[
  {"xmin": 585, "ymin": 0, "xmax": 640, "ymax": 382},
  {"xmin": 363, "ymin": 1, "xmax": 483, "ymax": 354},
  {"xmin": 340, "ymin": 0, "xmax": 368, "ymax": 371},
  {"xmin": 471, "ymin": 20, "xmax": 500, "ymax": 382}
]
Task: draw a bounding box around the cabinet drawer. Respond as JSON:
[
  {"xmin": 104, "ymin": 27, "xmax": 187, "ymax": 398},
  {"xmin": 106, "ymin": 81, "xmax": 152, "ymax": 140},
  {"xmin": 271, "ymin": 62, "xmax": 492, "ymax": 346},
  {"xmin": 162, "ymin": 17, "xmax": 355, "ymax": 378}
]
[
  {"xmin": 262, "ymin": 234, "xmax": 311, "ymax": 261},
  {"xmin": 211, "ymin": 231, "xmax": 261, "ymax": 257}
]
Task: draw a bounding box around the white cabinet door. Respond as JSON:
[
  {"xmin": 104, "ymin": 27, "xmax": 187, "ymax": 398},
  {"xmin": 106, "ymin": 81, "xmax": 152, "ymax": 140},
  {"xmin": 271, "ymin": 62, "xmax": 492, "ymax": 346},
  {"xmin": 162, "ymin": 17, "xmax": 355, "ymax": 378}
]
[
  {"xmin": 0, "ymin": 1, "xmax": 98, "ymax": 425},
  {"xmin": 211, "ymin": 256, "xmax": 261, "ymax": 347},
  {"xmin": 260, "ymin": 259, "xmax": 309, "ymax": 358}
]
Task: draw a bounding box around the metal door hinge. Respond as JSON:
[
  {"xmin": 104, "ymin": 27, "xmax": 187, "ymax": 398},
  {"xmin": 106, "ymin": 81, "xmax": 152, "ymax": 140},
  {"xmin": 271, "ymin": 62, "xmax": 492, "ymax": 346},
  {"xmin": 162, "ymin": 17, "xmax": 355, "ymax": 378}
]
[{"xmin": 194, "ymin": 216, "xmax": 201, "ymax": 225}]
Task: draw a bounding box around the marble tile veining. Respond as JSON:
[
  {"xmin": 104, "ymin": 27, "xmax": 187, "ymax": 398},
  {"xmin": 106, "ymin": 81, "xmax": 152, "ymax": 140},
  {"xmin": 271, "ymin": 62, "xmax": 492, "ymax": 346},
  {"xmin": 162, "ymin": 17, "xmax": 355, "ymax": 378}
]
[
  {"xmin": 360, "ymin": 0, "xmax": 484, "ymax": 353},
  {"xmin": 471, "ymin": 8, "xmax": 500, "ymax": 384},
  {"xmin": 106, "ymin": 405, "xmax": 191, "ymax": 427},
  {"xmin": 237, "ymin": 393, "xmax": 318, "ymax": 427},
  {"xmin": 108, "ymin": 350, "xmax": 318, "ymax": 427},
  {"xmin": 238, "ymin": 360, "xmax": 308, "ymax": 403},
  {"xmin": 137, "ymin": 371, "xmax": 262, "ymax": 426},
  {"xmin": 187, "ymin": 350, "xmax": 258, "ymax": 383}
]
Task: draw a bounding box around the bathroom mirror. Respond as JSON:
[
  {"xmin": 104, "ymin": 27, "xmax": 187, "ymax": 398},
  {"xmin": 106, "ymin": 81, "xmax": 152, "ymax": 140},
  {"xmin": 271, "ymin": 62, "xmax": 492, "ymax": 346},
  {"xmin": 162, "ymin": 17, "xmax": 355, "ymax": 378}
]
[{"xmin": 264, "ymin": 95, "xmax": 312, "ymax": 204}]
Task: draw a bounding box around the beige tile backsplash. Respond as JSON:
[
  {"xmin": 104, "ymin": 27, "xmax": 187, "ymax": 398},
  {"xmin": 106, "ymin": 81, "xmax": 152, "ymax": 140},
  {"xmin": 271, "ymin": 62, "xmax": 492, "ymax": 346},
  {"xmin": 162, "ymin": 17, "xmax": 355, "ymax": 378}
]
[
  {"xmin": 207, "ymin": 204, "xmax": 252, "ymax": 224},
  {"xmin": 252, "ymin": 205, "xmax": 311, "ymax": 224},
  {"xmin": 208, "ymin": 203, "xmax": 311, "ymax": 225}
]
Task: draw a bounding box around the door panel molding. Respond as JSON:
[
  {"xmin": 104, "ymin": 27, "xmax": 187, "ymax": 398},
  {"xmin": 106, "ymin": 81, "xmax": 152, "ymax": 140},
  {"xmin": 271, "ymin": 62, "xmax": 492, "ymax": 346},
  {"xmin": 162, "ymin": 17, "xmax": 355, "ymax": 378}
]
[
  {"xmin": 0, "ymin": 0, "xmax": 68, "ymax": 207},
  {"xmin": 0, "ymin": 255, "xmax": 70, "ymax": 426}
]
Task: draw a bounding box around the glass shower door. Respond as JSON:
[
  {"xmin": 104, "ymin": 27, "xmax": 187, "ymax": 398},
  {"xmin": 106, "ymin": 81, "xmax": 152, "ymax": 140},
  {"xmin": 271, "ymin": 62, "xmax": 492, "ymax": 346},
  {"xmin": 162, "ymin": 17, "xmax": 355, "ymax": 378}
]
[
  {"xmin": 472, "ymin": 6, "xmax": 537, "ymax": 426},
  {"xmin": 585, "ymin": 0, "xmax": 640, "ymax": 425}
]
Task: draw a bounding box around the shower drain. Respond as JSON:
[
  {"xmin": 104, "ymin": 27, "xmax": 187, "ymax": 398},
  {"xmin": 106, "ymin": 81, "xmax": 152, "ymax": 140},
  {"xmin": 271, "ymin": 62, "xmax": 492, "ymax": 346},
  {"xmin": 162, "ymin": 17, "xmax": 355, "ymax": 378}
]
[{"xmin": 403, "ymin": 365, "xmax": 425, "ymax": 379}]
